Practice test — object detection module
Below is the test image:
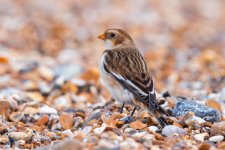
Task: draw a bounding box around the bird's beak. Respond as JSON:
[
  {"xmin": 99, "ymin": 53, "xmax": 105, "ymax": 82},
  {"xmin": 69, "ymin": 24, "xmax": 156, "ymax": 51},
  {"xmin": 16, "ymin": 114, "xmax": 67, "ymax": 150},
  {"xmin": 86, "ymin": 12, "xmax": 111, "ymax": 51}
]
[{"xmin": 97, "ymin": 33, "xmax": 106, "ymax": 40}]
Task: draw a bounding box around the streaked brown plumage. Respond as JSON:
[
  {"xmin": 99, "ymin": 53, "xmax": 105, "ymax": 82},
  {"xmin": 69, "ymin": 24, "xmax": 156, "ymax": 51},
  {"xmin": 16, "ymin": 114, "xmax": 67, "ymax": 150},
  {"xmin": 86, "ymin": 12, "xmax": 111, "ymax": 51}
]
[{"xmin": 98, "ymin": 28, "xmax": 169, "ymax": 127}]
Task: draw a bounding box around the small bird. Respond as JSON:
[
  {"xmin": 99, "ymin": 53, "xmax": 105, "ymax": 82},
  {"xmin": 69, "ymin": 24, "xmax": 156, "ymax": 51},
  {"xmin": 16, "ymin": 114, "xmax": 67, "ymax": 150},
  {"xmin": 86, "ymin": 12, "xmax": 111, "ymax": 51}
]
[{"xmin": 98, "ymin": 29, "xmax": 169, "ymax": 127}]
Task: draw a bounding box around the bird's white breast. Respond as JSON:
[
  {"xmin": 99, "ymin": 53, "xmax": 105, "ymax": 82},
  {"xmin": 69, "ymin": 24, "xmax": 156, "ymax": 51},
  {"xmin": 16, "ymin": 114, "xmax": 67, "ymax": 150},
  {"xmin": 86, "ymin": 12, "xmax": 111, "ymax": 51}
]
[{"xmin": 99, "ymin": 53, "xmax": 135, "ymax": 105}]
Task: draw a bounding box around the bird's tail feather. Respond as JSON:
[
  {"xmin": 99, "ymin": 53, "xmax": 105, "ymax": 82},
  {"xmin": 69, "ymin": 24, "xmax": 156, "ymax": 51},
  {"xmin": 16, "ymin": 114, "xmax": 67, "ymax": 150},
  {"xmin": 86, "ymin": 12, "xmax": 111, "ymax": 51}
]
[
  {"xmin": 155, "ymin": 115, "xmax": 169, "ymax": 128},
  {"xmin": 148, "ymin": 93, "xmax": 169, "ymax": 128}
]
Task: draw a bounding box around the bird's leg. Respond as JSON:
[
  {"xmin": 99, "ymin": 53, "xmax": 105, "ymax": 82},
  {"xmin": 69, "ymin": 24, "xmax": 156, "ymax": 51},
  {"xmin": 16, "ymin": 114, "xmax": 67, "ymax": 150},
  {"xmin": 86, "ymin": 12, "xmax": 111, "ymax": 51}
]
[
  {"xmin": 120, "ymin": 102, "xmax": 125, "ymax": 114},
  {"xmin": 131, "ymin": 107, "xmax": 137, "ymax": 116}
]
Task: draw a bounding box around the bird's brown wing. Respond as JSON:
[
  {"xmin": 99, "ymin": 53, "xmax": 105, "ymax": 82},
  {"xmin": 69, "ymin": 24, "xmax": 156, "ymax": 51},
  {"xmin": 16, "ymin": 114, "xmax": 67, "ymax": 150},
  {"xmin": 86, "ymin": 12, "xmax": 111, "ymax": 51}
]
[
  {"xmin": 103, "ymin": 47, "xmax": 169, "ymax": 127},
  {"xmin": 103, "ymin": 47, "xmax": 164, "ymax": 113}
]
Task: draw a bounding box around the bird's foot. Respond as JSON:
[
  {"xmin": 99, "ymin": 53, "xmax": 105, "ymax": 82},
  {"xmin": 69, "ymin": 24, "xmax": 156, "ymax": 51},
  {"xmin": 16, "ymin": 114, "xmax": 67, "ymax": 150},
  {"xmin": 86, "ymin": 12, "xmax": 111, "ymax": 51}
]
[{"xmin": 120, "ymin": 115, "xmax": 134, "ymax": 124}]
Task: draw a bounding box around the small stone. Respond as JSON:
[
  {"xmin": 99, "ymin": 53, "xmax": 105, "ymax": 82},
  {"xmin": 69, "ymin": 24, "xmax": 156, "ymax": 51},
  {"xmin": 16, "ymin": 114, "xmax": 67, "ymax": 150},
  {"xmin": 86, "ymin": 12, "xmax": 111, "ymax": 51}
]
[
  {"xmin": 206, "ymin": 100, "xmax": 222, "ymax": 112},
  {"xmin": 26, "ymin": 92, "xmax": 44, "ymax": 102},
  {"xmin": 36, "ymin": 115, "xmax": 49, "ymax": 126},
  {"xmin": 24, "ymin": 80, "xmax": 39, "ymax": 91},
  {"xmin": 81, "ymin": 126, "xmax": 92, "ymax": 135},
  {"xmin": 39, "ymin": 105, "xmax": 58, "ymax": 115},
  {"xmin": 74, "ymin": 117, "xmax": 84, "ymax": 129},
  {"xmin": 124, "ymin": 128, "xmax": 138, "ymax": 135},
  {"xmin": 62, "ymin": 129, "xmax": 74, "ymax": 138},
  {"xmin": 59, "ymin": 113, "xmax": 74, "ymax": 130},
  {"xmin": 193, "ymin": 133, "xmax": 209, "ymax": 142},
  {"xmin": 38, "ymin": 66, "xmax": 54, "ymax": 82},
  {"xmin": 33, "ymin": 134, "xmax": 51, "ymax": 142},
  {"xmin": 218, "ymin": 141, "xmax": 225, "ymax": 149},
  {"xmin": 35, "ymin": 139, "xmax": 83, "ymax": 150},
  {"xmin": 198, "ymin": 143, "xmax": 211, "ymax": 150},
  {"xmin": 0, "ymin": 137, "xmax": 9, "ymax": 144},
  {"xmin": 115, "ymin": 120, "xmax": 125, "ymax": 128},
  {"xmin": 61, "ymin": 81, "xmax": 78, "ymax": 93},
  {"xmin": 9, "ymin": 112, "xmax": 23, "ymax": 122},
  {"xmin": 95, "ymin": 124, "xmax": 108, "ymax": 134},
  {"xmin": 132, "ymin": 131, "xmax": 148, "ymax": 138},
  {"xmin": 82, "ymin": 111, "xmax": 101, "ymax": 128},
  {"xmin": 0, "ymin": 101, "xmax": 10, "ymax": 117},
  {"xmin": 15, "ymin": 139, "xmax": 25, "ymax": 146},
  {"xmin": 148, "ymin": 126, "xmax": 159, "ymax": 132},
  {"xmin": 162, "ymin": 125, "xmax": 187, "ymax": 137},
  {"xmin": 8, "ymin": 130, "xmax": 33, "ymax": 141},
  {"xmin": 209, "ymin": 135, "xmax": 224, "ymax": 143},
  {"xmin": 80, "ymin": 68, "xmax": 99, "ymax": 83},
  {"xmin": 173, "ymin": 100, "xmax": 221, "ymax": 122},
  {"xmin": 211, "ymin": 121, "xmax": 225, "ymax": 136},
  {"xmin": 184, "ymin": 115, "xmax": 206, "ymax": 127},
  {"xmin": 24, "ymin": 107, "xmax": 38, "ymax": 115},
  {"xmin": 54, "ymin": 96, "xmax": 70, "ymax": 110},
  {"xmin": 39, "ymin": 82, "xmax": 52, "ymax": 95},
  {"xmin": 120, "ymin": 116, "xmax": 134, "ymax": 124},
  {"xmin": 54, "ymin": 63, "xmax": 82, "ymax": 80},
  {"xmin": 130, "ymin": 120, "xmax": 147, "ymax": 130}
]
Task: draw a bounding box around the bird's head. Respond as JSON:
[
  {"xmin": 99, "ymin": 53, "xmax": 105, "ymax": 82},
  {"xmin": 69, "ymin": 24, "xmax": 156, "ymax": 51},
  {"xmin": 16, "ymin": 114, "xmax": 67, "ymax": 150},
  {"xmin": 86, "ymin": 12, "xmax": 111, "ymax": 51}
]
[{"xmin": 98, "ymin": 29, "xmax": 135, "ymax": 49}]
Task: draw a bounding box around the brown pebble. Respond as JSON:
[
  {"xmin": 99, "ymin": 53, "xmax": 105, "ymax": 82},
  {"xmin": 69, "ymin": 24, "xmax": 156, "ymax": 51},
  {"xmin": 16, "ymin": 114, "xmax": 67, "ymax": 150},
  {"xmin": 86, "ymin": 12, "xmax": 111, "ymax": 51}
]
[
  {"xmin": 206, "ymin": 100, "xmax": 222, "ymax": 112},
  {"xmin": 130, "ymin": 120, "xmax": 147, "ymax": 130},
  {"xmin": 60, "ymin": 113, "xmax": 74, "ymax": 130},
  {"xmin": 198, "ymin": 143, "xmax": 211, "ymax": 150},
  {"xmin": 211, "ymin": 121, "xmax": 225, "ymax": 136},
  {"xmin": 36, "ymin": 115, "xmax": 49, "ymax": 126}
]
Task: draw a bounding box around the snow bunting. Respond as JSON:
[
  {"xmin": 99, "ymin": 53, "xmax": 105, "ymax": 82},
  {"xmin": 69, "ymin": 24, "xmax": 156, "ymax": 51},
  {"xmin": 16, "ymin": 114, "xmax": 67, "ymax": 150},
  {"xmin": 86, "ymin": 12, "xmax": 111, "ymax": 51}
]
[{"xmin": 98, "ymin": 29, "xmax": 169, "ymax": 127}]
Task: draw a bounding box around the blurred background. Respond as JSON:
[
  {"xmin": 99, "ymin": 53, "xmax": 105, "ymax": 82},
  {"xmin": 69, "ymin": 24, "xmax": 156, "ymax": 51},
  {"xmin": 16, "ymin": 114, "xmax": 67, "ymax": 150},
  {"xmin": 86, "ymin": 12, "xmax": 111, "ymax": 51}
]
[{"xmin": 0, "ymin": 0, "xmax": 224, "ymax": 98}]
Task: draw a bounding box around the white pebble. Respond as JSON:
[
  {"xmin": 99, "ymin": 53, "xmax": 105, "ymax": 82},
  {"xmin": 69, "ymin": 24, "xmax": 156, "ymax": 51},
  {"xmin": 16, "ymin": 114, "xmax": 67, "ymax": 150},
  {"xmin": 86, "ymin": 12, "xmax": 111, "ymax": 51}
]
[
  {"xmin": 39, "ymin": 105, "xmax": 58, "ymax": 115},
  {"xmin": 93, "ymin": 124, "xmax": 106, "ymax": 135},
  {"xmin": 193, "ymin": 133, "xmax": 209, "ymax": 142},
  {"xmin": 81, "ymin": 126, "xmax": 92, "ymax": 135},
  {"xmin": 148, "ymin": 126, "xmax": 159, "ymax": 132},
  {"xmin": 209, "ymin": 135, "xmax": 224, "ymax": 143},
  {"xmin": 62, "ymin": 129, "xmax": 74, "ymax": 138},
  {"xmin": 162, "ymin": 125, "xmax": 186, "ymax": 137}
]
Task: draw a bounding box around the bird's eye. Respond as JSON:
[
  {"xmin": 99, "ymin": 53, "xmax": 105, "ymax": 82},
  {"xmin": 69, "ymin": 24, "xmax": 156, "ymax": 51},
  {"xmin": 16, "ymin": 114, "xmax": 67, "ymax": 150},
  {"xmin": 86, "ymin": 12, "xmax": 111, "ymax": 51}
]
[{"xmin": 110, "ymin": 33, "xmax": 116, "ymax": 38}]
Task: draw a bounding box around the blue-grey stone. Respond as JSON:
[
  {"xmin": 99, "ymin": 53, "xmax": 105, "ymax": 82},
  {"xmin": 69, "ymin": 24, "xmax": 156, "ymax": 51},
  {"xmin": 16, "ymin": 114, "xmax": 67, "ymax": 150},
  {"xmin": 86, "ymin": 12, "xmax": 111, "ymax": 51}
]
[{"xmin": 172, "ymin": 100, "xmax": 221, "ymax": 122}]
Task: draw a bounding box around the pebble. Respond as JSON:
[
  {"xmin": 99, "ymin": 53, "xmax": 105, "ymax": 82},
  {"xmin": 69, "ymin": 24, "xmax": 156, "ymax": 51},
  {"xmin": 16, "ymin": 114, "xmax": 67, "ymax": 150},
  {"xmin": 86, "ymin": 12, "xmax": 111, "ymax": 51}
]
[
  {"xmin": 24, "ymin": 107, "xmax": 38, "ymax": 115},
  {"xmin": 59, "ymin": 113, "xmax": 74, "ymax": 129},
  {"xmin": 148, "ymin": 126, "xmax": 159, "ymax": 132},
  {"xmin": 36, "ymin": 115, "xmax": 49, "ymax": 126},
  {"xmin": 36, "ymin": 138, "xmax": 83, "ymax": 150},
  {"xmin": 124, "ymin": 128, "xmax": 138, "ymax": 135},
  {"xmin": 74, "ymin": 117, "xmax": 84, "ymax": 129},
  {"xmin": 54, "ymin": 63, "xmax": 82, "ymax": 80},
  {"xmin": 82, "ymin": 126, "xmax": 92, "ymax": 135},
  {"xmin": 82, "ymin": 110, "xmax": 101, "ymax": 129},
  {"xmin": 211, "ymin": 121, "xmax": 225, "ymax": 136},
  {"xmin": 162, "ymin": 125, "xmax": 187, "ymax": 137},
  {"xmin": 132, "ymin": 131, "xmax": 148, "ymax": 138},
  {"xmin": 8, "ymin": 130, "xmax": 33, "ymax": 141},
  {"xmin": 39, "ymin": 105, "xmax": 58, "ymax": 115},
  {"xmin": 33, "ymin": 134, "xmax": 51, "ymax": 142},
  {"xmin": 9, "ymin": 112, "xmax": 24, "ymax": 122},
  {"xmin": 193, "ymin": 133, "xmax": 209, "ymax": 142},
  {"xmin": 120, "ymin": 138, "xmax": 139, "ymax": 149},
  {"xmin": 93, "ymin": 124, "xmax": 106, "ymax": 135},
  {"xmin": 15, "ymin": 139, "xmax": 25, "ymax": 145},
  {"xmin": 120, "ymin": 116, "xmax": 134, "ymax": 124},
  {"xmin": 209, "ymin": 135, "xmax": 224, "ymax": 143},
  {"xmin": 39, "ymin": 82, "xmax": 52, "ymax": 95},
  {"xmin": 130, "ymin": 120, "xmax": 147, "ymax": 130},
  {"xmin": 173, "ymin": 100, "xmax": 221, "ymax": 122},
  {"xmin": 0, "ymin": 137, "xmax": 9, "ymax": 144},
  {"xmin": 184, "ymin": 115, "xmax": 206, "ymax": 127},
  {"xmin": 62, "ymin": 129, "xmax": 74, "ymax": 138},
  {"xmin": 38, "ymin": 66, "xmax": 54, "ymax": 82}
]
